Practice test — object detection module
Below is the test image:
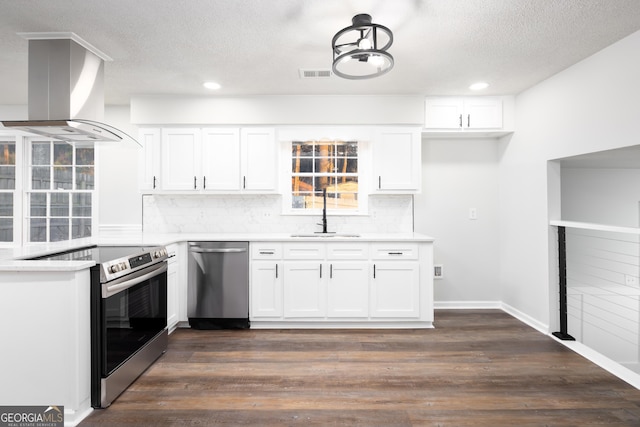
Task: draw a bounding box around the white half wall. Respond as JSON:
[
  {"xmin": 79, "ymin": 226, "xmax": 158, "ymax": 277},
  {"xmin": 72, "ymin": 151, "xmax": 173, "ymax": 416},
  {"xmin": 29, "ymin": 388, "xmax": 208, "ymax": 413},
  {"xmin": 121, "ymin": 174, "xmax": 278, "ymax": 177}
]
[{"xmin": 499, "ymin": 29, "xmax": 640, "ymax": 330}]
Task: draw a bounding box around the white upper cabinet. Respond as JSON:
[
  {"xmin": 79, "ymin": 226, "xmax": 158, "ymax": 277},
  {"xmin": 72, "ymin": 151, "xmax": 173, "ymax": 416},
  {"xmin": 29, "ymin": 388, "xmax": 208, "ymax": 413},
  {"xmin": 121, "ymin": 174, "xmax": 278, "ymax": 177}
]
[
  {"xmin": 241, "ymin": 128, "xmax": 277, "ymax": 192},
  {"xmin": 372, "ymin": 127, "xmax": 422, "ymax": 193},
  {"xmin": 138, "ymin": 128, "xmax": 161, "ymax": 190},
  {"xmin": 161, "ymin": 128, "xmax": 202, "ymax": 191},
  {"xmin": 424, "ymin": 97, "xmax": 504, "ymax": 132},
  {"xmin": 139, "ymin": 127, "xmax": 277, "ymax": 193},
  {"xmin": 201, "ymin": 128, "xmax": 242, "ymax": 191}
]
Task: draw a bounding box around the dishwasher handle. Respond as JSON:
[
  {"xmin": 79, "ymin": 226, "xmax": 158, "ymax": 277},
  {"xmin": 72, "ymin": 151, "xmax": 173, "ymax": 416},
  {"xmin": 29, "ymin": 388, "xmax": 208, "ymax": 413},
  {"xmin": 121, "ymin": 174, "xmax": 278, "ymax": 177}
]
[{"xmin": 190, "ymin": 247, "xmax": 247, "ymax": 254}]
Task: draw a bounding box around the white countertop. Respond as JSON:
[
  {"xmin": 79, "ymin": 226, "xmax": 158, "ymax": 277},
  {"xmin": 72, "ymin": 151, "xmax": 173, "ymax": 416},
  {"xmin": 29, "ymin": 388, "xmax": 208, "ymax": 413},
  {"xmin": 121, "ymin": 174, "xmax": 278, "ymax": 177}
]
[{"xmin": 0, "ymin": 232, "xmax": 435, "ymax": 269}]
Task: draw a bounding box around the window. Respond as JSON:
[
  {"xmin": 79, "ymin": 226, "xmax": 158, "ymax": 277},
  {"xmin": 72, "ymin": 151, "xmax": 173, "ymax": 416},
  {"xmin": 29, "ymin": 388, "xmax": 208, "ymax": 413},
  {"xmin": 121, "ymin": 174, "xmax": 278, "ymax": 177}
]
[
  {"xmin": 27, "ymin": 141, "xmax": 94, "ymax": 242},
  {"xmin": 0, "ymin": 138, "xmax": 16, "ymax": 242},
  {"xmin": 290, "ymin": 139, "xmax": 359, "ymax": 212}
]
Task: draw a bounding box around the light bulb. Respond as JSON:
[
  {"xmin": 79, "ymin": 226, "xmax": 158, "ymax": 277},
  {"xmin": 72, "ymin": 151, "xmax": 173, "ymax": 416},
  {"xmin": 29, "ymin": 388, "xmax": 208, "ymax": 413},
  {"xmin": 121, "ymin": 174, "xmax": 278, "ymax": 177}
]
[{"xmin": 358, "ymin": 38, "xmax": 372, "ymax": 50}]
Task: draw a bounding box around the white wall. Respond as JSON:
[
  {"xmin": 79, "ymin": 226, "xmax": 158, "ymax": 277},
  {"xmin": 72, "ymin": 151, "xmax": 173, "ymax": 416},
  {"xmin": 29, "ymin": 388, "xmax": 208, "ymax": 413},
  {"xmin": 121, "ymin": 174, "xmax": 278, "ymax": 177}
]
[
  {"xmin": 561, "ymin": 168, "xmax": 640, "ymax": 227},
  {"xmin": 414, "ymin": 138, "xmax": 500, "ymax": 304},
  {"xmin": 499, "ymin": 29, "xmax": 640, "ymax": 330}
]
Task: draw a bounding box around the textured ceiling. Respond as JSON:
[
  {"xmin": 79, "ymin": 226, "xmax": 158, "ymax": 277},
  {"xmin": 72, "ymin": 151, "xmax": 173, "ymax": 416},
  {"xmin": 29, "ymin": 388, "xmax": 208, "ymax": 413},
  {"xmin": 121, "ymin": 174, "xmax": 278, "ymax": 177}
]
[{"xmin": 1, "ymin": 0, "xmax": 640, "ymax": 105}]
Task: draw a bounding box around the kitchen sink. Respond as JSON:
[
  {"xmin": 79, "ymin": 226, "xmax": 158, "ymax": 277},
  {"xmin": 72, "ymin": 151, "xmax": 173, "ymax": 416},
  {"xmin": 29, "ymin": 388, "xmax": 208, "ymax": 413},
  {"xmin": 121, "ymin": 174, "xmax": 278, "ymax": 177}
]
[{"xmin": 290, "ymin": 233, "xmax": 361, "ymax": 238}]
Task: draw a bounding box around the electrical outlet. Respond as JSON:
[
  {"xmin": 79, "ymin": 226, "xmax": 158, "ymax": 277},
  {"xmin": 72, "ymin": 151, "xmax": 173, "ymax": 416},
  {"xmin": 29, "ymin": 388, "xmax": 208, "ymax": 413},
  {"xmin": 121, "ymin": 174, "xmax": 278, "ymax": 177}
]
[
  {"xmin": 434, "ymin": 264, "xmax": 443, "ymax": 279},
  {"xmin": 468, "ymin": 208, "xmax": 477, "ymax": 220},
  {"xmin": 625, "ymin": 275, "xmax": 638, "ymax": 286}
]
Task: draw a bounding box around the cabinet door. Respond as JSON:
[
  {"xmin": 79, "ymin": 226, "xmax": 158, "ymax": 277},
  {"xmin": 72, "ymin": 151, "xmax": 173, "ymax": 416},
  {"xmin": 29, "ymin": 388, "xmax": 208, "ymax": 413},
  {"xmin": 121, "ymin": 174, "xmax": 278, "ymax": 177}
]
[
  {"xmin": 464, "ymin": 97, "xmax": 502, "ymax": 129},
  {"xmin": 138, "ymin": 128, "xmax": 161, "ymax": 190},
  {"xmin": 251, "ymin": 261, "xmax": 282, "ymax": 318},
  {"xmin": 201, "ymin": 128, "xmax": 241, "ymax": 191},
  {"xmin": 283, "ymin": 262, "xmax": 325, "ymax": 318},
  {"xmin": 327, "ymin": 262, "xmax": 369, "ymax": 318},
  {"xmin": 241, "ymin": 128, "xmax": 277, "ymax": 192},
  {"xmin": 371, "ymin": 261, "xmax": 420, "ymax": 318},
  {"xmin": 161, "ymin": 128, "xmax": 201, "ymax": 190},
  {"xmin": 424, "ymin": 98, "xmax": 464, "ymax": 129},
  {"xmin": 373, "ymin": 128, "xmax": 421, "ymax": 192}
]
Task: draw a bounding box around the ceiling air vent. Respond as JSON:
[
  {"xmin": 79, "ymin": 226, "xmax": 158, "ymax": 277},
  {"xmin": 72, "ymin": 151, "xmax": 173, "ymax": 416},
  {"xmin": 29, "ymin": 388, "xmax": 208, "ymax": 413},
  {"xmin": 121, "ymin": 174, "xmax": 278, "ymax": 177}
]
[{"xmin": 299, "ymin": 69, "xmax": 333, "ymax": 79}]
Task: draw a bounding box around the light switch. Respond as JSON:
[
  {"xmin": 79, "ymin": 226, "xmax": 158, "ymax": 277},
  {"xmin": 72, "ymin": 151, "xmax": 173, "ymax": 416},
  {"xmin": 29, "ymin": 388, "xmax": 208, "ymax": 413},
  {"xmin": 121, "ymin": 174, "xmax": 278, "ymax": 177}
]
[{"xmin": 469, "ymin": 208, "xmax": 478, "ymax": 220}]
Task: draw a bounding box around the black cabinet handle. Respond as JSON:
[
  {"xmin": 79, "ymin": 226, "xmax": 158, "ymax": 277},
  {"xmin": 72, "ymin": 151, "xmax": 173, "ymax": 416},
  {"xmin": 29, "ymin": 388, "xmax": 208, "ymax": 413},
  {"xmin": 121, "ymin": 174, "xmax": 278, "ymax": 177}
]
[
  {"xmin": 203, "ymin": 176, "xmax": 206, "ymax": 189},
  {"xmin": 259, "ymin": 251, "xmax": 274, "ymax": 255},
  {"xmin": 243, "ymin": 176, "xmax": 246, "ymax": 189},
  {"xmin": 388, "ymin": 252, "xmax": 403, "ymax": 255},
  {"xmin": 467, "ymin": 114, "xmax": 470, "ymax": 128},
  {"xmin": 459, "ymin": 114, "xmax": 462, "ymax": 128},
  {"xmin": 153, "ymin": 176, "xmax": 156, "ymax": 189},
  {"xmin": 373, "ymin": 264, "xmax": 376, "ymax": 279},
  {"xmin": 330, "ymin": 264, "xmax": 333, "ymax": 279},
  {"xmin": 194, "ymin": 176, "xmax": 197, "ymax": 189},
  {"xmin": 275, "ymin": 264, "xmax": 278, "ymax": 279},
  {"xmin": 320, "ymin": 264, "xmax": 322, "ymax": 278},
  {"xmin": 378, "ymin": 176, "xmax": 381, "ymax": 189}
]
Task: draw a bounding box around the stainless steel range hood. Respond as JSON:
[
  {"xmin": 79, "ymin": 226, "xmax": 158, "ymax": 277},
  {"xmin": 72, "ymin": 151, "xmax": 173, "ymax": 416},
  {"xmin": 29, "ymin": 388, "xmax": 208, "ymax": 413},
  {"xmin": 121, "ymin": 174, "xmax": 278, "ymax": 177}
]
[{"xmin": 1, "ymin": 33, "xmax": 138, "ymax": 146}]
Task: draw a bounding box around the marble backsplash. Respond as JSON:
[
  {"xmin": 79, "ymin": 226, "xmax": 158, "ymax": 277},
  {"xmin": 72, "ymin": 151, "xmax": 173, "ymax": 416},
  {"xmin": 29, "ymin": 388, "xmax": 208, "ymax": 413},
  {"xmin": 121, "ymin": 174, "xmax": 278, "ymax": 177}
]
[{"xmin": 142, "ymin": 194, "xmax": 414, "ymax": 234}]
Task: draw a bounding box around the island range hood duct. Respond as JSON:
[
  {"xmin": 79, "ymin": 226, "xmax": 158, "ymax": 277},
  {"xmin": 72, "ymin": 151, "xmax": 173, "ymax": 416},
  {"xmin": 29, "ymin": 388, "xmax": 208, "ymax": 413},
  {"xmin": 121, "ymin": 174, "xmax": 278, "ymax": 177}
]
[{"xmin": 1, "ymin": 33, "xmax": 138, "ymax": 145}]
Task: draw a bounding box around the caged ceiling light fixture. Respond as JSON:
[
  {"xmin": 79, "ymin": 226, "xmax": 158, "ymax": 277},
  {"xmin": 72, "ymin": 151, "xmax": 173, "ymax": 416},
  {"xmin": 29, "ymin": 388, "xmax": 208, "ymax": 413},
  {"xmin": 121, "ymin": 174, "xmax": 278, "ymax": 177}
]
[{"xmin": 332, "ymin": 14, "xmax": 394, "ymax": 80}]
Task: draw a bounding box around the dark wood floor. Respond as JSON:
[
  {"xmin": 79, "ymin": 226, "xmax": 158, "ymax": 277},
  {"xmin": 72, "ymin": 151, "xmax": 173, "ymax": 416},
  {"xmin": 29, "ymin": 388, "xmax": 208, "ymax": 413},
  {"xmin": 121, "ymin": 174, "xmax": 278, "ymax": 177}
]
[{"xmin": 79, "ymin": 310, "xmax": 640, "ymax": 426}]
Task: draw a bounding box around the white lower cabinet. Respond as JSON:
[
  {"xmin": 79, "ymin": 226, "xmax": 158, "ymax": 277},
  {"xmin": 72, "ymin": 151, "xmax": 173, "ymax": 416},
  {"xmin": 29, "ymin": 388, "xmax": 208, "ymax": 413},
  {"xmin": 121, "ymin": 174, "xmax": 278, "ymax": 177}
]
[
  {"xmin": 327, "ymin": 262, "xmax": 370, "ymax": 317},
  {"xmin": 371, "ymin": 262, "xmax": 420, "ymax": 318},
  {"xmin": 251, "ymin": 261, "xmax": 283, "ymax": 318},
  {"xmin": 283, "ymin": 262, "xmax": 325, "ymax": 318},
  {"xmin": 250, "ymin": 241, "xmax": 432, "ymax": 327}
]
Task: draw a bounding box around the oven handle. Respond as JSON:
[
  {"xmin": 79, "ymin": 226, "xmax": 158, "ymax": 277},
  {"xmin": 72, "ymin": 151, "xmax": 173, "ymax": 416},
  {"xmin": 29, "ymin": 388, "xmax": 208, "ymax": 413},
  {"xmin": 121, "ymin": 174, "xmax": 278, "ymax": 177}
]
[{"xmin": 102, "ymin": 262, "xmax": 168, "ymax": 298}]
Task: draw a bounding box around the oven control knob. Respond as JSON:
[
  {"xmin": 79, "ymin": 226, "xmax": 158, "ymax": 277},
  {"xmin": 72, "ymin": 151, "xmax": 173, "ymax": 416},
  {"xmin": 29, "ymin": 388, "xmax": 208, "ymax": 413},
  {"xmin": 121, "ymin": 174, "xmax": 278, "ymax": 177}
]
[{"xmin": 109, "ymin": 262, "xmax": 127, "ymax": 274}]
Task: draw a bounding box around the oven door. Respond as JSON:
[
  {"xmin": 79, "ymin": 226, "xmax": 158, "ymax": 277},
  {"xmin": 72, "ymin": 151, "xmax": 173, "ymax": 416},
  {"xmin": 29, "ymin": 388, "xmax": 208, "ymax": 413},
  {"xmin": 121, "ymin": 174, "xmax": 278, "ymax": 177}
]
[{"xmin": 92, "ymin": 261, "xmax": 168, "ymax": 408}]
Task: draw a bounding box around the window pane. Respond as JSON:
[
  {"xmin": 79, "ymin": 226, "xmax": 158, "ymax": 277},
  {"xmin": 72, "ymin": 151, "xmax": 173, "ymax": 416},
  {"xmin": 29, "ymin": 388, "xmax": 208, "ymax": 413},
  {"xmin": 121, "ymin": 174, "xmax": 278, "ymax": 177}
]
[
  {"xmin": 30, "ymin": 218, "xmax": 47, "ymax": 242},
  {"xmin": 76, "ymin": 167, "xmax": 94, "ymax": 190},
  {"xmin": 0, "ymin": 193, "xmax": 12, "ymax": 216},
  {"xmin": 0, "ymin": 166, "xmax": 15, "ymax": 189},
  {"xmin": 30, "ymin": 193, "xmax": 47, "ymax": 216},
  {"xmin": 76, "ymin": 148, "xmax": 94, "ymax": 165},
  {"xmin": 53, "ymin": 166, "xmax": 72, "ymax": 189},
  {"xmin": 54, "ymin": 142, "xmax": 72, "ymax": 165},
  {"xmin": 72, "ymin": 193, "xmax": 92, "ymax": 217},
  {"xmin": 51, "ymin": 193, "xmax": 69, "ymax": 216},
  {"xmin": 32, "ymin": 166, "xmax": 51, "ymax": 189},
  {"xmin": 72, "ymin": 218, "xmax": 92, "ymax": 239},
  {"xmin": 292, "ymin": 176, "xmax": 313, "ymax": 193},
  {"xmin": 292, "ymin": 141, "xmax": 315, "ymax": 157},
  {"xmin": 50, "ymin": 218, "xmax": 69, "ymax": 242},
  {"xmin": 0, "ymin": 218, "xmax": 12, "ymax": 242},
  {"xmin": 32, "ymin": 143, "xmax": 50, "ymax": 165},
  {"xmin": 0, "ymin": 142, "xmax": 15, "ymax": 165}
]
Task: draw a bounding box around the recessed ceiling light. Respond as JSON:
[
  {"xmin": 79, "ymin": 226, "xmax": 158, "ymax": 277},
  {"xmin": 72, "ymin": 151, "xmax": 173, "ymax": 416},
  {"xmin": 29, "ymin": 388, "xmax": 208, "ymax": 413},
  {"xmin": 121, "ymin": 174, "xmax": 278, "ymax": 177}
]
[
  {"xmin": 203, "ymin": 81, "xmax": 221, "ymax": 90},
  {"xmin": 469, "ymin": 82, "xmax": 489, "ymax": 91}
]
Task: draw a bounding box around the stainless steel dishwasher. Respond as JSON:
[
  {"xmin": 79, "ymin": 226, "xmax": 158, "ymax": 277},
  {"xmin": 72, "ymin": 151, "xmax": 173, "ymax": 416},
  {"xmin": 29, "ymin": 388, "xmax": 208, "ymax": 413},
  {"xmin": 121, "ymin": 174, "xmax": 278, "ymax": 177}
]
[{"xmin": 187, "ymin": 241, "xmax": 249, "ymax": 329}]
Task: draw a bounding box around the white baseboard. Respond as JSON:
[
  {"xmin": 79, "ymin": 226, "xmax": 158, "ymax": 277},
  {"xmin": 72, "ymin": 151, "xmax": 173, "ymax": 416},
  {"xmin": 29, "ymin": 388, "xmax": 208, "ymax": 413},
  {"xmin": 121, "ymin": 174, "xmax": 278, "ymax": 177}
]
[
  {"xmin": 500, "ymin": 302, "xmax": 550, "ymax": 335},
  {"xmin": 434, "ymin": 300, "xmax": 502, "ymax": 310}
]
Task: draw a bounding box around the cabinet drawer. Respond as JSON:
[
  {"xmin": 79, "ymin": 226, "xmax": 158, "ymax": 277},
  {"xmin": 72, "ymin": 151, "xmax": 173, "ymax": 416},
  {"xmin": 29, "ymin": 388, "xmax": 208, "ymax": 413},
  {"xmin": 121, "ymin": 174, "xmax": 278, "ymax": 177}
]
[
  {"xmin": 327, "ymin": 243, "xmax": 369, "ymax": 260},
  {"xmin": 371, "ymin": 243, "xmax": 419, "ymax": 260},
  {"xmin": 251, "ymin": 243, "xmax": 283, "ymax": 259},
  {"xmin": 283, "ymin": 243, "xmax": 326, "ymax": 260}
]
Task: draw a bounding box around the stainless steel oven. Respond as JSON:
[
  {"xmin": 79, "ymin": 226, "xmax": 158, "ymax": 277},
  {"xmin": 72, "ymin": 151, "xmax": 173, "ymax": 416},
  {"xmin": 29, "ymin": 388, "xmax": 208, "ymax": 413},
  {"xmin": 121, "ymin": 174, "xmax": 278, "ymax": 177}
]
[{"xmin": 34, "ymin": 245, "xmax": 169, "ymax": 408}]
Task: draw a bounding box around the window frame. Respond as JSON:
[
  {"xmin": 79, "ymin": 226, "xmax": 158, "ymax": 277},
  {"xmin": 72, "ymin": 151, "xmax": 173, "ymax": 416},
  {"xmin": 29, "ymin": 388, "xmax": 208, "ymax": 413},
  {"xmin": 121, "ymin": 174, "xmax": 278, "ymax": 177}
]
[
  {"xmin": 22, "ymin": 137, "xmax": 98, "ymax": 245},
  {"xmin": 279, "ymin": 127, "xmax": 371, "ymax": 216},
  {"xmin": 0, "ymin": 133, "xmax": 22, "ymax": 246}
]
